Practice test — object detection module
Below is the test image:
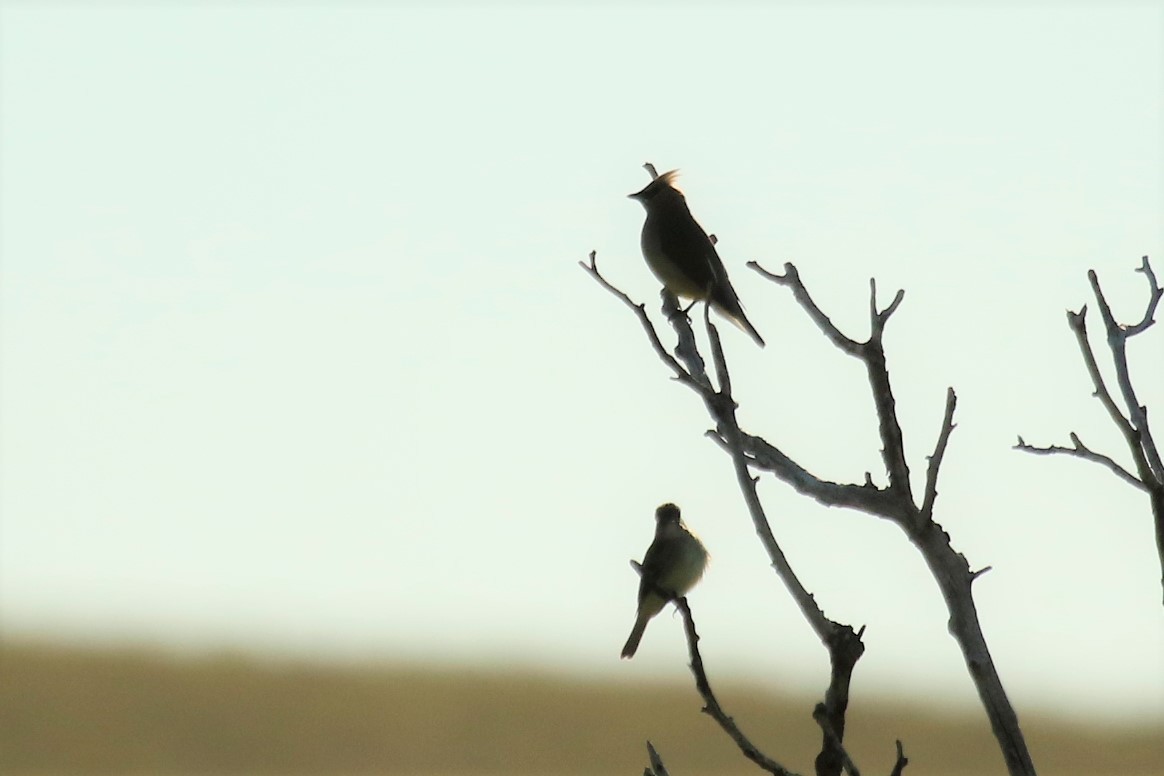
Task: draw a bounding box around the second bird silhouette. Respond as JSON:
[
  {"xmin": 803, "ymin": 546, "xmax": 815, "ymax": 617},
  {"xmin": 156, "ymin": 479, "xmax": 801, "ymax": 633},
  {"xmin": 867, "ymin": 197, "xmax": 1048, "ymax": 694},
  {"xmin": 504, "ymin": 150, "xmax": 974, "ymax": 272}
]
[
  {"xmin": 621, "ymin": 503, "xmax": 709, "ymax": 659},
  {"xmin": 629, "ymin": 169, "xmax": 765, "ymax": 347}
]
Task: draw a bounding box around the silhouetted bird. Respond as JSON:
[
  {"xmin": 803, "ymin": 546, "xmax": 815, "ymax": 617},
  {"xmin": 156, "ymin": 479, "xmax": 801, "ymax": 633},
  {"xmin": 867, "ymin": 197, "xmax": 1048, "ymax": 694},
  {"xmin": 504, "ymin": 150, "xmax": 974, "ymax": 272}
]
[
  {"xmin": 621, "ymin": 503, "xmax": 709, "ymax": 659},
  {"xmin": 629, "ymin": 170, "xmax": 764, "ymax": 346}
]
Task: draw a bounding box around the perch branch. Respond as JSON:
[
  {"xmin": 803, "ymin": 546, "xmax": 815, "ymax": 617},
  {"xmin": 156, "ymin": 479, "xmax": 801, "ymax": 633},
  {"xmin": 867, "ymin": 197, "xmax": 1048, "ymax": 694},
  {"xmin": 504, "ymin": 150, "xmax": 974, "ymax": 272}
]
[{"xmin": 676, "ymin": 598, "xmax": 798, "ymax": 776}]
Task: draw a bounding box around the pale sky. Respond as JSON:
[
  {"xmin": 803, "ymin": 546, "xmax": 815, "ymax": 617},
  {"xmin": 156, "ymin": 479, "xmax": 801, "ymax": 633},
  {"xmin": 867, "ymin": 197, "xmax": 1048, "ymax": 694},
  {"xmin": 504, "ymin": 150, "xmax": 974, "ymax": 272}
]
[{"xmin": 1, "ymin": 3, "xmax": 1162, "ymax": 725}]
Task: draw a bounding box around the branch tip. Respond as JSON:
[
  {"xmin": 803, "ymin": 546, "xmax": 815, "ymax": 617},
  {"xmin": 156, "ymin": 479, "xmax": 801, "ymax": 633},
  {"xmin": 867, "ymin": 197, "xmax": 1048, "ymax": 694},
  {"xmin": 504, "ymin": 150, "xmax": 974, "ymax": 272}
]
[{"xmin": 970, "ymin": 565, "xmax": 993, "ymax": 582}]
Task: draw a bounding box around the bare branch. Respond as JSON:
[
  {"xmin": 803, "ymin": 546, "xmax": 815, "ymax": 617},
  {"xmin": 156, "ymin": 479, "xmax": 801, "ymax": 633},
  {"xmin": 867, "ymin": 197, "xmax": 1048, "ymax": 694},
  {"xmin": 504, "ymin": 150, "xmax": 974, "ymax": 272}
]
[
  {"xmin": 750, "ymin": 261, "xmax": 915, "ymax": 500},
  {"xmin": 1126, "ymin": 255, "xmax": 1163, "ymax": 336},
  {"xmin": 970, "ymin": 566, "xmax": 994, "ymax": 582},
  {"xmin": 813, "ymin": 703, "xmax": 861, "ymax": 776},
  {"xmin": 889, "ymin": 740, "xmax": 909, "ymax": 776},
  {"xmin": 676, "ymin": 598, "xmax": 798, "ymax": 776},
  {"xmin": 1088, "ymin": 261, "xmax": 1164, "ymax": 483},
  {"xmin": 645, "ymin": 741, "xmax": 670, "ymax": 776},
  {"xmin": 920, "ymin": 389, "xmax": 959, "ymax": 523},
  {"xmin": 869, "ymin": 278, "xmax": 905, "ymax": 340},
  {"xmin": 746, "ymin": 264, "xmax": 1031, "ymax": 774},
  {"xmin": 662, "ymin": 289, "xmax": 712, "ymax": 389},
  {"xmin": 709, "ymin": 431, "xmax": 904, "ymax": 519},
  {"xmin": 1021, "ymin": 257, "xmax": 1163, "ymax": 604},
  {"xmin": 1014, "ymin": 434, "xmax": 1147, "ymax": 491},
  {"xmin": 704, "ymin": 301, "xmax": 732, "ymax": 399},
  {"xmin": 1063, "ymin": 307, "xmax": 1155, "ymax": 482},
  {"xmin": 586, "ymin": 255, "xmax": 868, "ymax": 774},
  {"xmin": 580, "ymin": 251, "xmax": 715, "ymax": 397},
  {"xmin": 699, "ymin": 315, "xmax": 848, "ymax": 648},
  {"xmin": 589, "ymin": 249, "xmax": 1035, "ymax": 774},
  {"xmin": 749, "ymin": 261, "xmax": 862, "ymax": 355}
]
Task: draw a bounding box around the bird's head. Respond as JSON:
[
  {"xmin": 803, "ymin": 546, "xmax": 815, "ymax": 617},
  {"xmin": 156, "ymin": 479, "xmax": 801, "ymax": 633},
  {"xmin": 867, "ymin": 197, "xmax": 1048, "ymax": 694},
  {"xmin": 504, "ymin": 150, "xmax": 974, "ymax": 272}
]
[
  {"xmin": 655, "ymin": 502, "xmax": 682, "ymax": 525},
  {"xmin": 628, "ymin": 170, "xmax": 683, "ymax": 209}
]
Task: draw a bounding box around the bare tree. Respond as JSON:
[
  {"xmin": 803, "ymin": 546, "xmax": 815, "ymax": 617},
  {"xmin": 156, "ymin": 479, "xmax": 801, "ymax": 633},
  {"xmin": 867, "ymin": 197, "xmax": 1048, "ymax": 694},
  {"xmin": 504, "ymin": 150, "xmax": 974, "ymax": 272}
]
[
  {"xmin": 583, "ymin": 166, "xmax": 1036, "ymax": 776},
  {"xmin": 1016, "ymin": 257, "xmax": 1163, "ymax": 604}
]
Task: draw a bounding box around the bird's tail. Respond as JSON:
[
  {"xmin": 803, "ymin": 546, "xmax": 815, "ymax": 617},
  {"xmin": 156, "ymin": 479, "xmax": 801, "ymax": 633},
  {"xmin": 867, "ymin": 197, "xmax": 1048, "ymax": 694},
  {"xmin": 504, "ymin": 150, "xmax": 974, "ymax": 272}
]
[
  {"xmin": 713, "ymin": 296, "xmax": 765, "ymax": 347},
  {"xmin": 621, "ymin": 614, "xmax": 650, "ymax": 659}
]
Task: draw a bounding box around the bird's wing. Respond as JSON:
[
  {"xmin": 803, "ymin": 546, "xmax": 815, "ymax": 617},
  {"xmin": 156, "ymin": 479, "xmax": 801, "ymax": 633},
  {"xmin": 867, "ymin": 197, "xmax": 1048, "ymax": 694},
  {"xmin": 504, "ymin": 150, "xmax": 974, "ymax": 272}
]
[
  {"xmin": 637, "ymin": 537, "xmax": 682, "ymax": 603},
  {"xmin": 655, "ymin": 208, "xmax": 721, "ymax": 294}
]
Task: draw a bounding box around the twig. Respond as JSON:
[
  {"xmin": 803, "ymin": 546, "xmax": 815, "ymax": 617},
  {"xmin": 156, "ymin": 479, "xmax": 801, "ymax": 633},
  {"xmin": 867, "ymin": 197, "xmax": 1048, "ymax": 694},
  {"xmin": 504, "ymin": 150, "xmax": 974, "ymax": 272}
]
[
  {"xmin": 749, "ymin": 261, "xmax": 861, "ymax": 355},
  {"xmin": 676, "ymin": 598, "xmax": 798, "ymax": 776},
  {"xmin": 645, "ymin": 741, "xmax": 670, "ymax": 776},
  {"xmin": 869, "ymin": 278, "xmax": 905, "ymax": 338},
  {"xmin": 889, "ymin": 740, "xmax": 909, "ymax": 776},
  {"xmin": 920, "ymin": 389, "xmax": 959, "ymax": 524},
  {"xmin": 1013, "ymin": 434, "xmax": 1147, "ymax": 491},
  {"xmin": 579, "ymin": 251, "xmax": 714, "ymax": 397}
]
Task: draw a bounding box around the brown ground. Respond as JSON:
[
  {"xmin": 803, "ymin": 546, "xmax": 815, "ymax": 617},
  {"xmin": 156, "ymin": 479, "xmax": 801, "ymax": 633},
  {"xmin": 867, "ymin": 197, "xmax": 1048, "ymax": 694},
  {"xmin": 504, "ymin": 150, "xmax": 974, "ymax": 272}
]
[{"xmin": 1, "ymin": 641, "xmax": 1159, "ymax": 775}]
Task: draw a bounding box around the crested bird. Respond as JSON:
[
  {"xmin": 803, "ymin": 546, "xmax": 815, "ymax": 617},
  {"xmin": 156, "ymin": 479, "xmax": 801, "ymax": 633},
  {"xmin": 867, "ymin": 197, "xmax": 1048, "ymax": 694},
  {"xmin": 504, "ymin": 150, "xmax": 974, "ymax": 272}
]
[{"xmin": 629, "ymin": 170, "xmax": 765, "ymax": 346}]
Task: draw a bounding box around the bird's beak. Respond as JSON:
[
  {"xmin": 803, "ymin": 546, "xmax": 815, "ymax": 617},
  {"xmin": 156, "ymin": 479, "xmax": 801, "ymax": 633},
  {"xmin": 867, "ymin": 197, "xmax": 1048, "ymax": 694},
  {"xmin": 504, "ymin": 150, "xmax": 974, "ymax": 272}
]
[{"xmin": 627, "ymin": 184, "xmax": 649, "ymax": 200}]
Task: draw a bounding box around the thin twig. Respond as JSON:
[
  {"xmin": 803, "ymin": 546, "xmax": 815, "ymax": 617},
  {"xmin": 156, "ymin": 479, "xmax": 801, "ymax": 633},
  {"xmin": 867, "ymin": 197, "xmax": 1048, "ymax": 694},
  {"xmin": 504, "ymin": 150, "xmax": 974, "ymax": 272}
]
[
  {"xmin": 889, "ymin": 740, "xmax": 909, "ymax": 776},
  {"xmin": 750, "ymin": 261, "xmax": 862, "ymax": 355},
  {"xmin": 869, "ymin": 278, "xmax": 906, "ymax": 340},
  {"xmin": 859, "ymin": 278, "xmax": 914, "ymax": 501},
  {"xmin": 676, "ymin": 598, "xmax": 798, "ymax": 776},
  {"xmin": 921, "ymin": 388, "xmax": 959, "ymax": 523},
  {"xmin": 1125, "ymin": 255, "xmax": 1163, "ymax": 336},
  {"xmin": 580, "ymin": 251, "xmax": 714, "ymax": 396},
  {"xmin": 645, "ymin": 741, "xmax": 670, "ymax": 776},
  {"xmin": 1014, "ymin": 434, "xmax": 1147, "ymax": 491}
]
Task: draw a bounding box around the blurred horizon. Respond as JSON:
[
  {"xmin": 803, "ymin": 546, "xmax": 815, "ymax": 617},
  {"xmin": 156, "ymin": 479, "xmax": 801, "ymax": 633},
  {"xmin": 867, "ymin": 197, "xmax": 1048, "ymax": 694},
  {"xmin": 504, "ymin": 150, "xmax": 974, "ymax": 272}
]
[{"xmin": 3, "ymin": 638, "xmax": 1161, "ymax": 776}]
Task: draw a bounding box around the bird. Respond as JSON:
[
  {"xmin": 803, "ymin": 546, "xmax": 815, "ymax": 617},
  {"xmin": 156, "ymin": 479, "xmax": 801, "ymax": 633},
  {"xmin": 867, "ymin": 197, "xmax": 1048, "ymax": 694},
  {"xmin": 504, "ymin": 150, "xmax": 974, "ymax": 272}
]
[
  {"xmin": 621, "ymin": 502, "xmax": 709, "ymax": 659},
  {"xmin": 629, "ymin": 169, "xmax": 765, "ymax": 347}
]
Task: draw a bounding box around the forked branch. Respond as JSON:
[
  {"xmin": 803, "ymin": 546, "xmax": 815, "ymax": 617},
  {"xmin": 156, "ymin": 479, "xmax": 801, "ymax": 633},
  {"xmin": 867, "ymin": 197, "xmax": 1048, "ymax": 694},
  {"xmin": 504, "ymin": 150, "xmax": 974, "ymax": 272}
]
[{"xmin": 1017, "ymin": 256, "xmax": 1164, "ymax": 604}]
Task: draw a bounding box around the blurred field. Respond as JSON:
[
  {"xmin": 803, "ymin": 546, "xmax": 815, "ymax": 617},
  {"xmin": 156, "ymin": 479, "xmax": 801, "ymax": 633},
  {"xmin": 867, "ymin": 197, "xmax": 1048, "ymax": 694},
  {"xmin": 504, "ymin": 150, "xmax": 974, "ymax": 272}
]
[{"xmin": 1, "ymin": 640, "xmax": 1159, "ymax": 776}]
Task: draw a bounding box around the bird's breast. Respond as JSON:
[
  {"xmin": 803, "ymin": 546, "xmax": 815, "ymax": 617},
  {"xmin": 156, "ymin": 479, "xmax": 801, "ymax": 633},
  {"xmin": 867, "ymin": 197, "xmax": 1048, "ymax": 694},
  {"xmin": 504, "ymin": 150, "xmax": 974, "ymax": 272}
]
[
  {"xmin": 640, "ymin": 218, "xmax": 711, "ymax": 301},
  {"xmin": 655, "ymin": 534, "xmax": 709, "ymax": 596}
]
